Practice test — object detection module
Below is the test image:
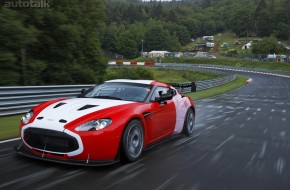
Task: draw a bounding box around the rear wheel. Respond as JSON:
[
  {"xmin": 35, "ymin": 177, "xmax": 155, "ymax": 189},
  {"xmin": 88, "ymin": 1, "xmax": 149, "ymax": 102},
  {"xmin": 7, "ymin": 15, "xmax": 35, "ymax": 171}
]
[
  {"xmin": 183, "ymin": 108, "xmax": 195, "ymax": 136},
  {"xmin": 122, "ymin": 119, "xmax": 144, "ymax": 162}
]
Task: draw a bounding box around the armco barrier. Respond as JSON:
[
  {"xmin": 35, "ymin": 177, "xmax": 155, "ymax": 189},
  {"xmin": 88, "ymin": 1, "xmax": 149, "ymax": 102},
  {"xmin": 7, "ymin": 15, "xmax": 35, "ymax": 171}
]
[
  {"xmin": 168, "ymin": 75, "xmax": 236, "ymax": 93},
  {"xmin": 108, "ymin": 61, "xmax": 155, "ymax": 66},
  {"xmin": 0, "ymin": 63, "xmax": 237, "ymax": 117},
  {"xmin": 0, "ymin": 85, "xmax": 94, "ymax": 117},
  {"xmin": 108, "ymin": 63, "xmax": 237, "ymax": 93}
]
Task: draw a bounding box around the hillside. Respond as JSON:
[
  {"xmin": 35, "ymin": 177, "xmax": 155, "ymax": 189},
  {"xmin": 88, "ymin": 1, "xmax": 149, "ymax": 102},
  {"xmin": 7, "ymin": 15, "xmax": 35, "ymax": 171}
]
[{"xmin": 102, "ymin": 0, "xmax": 290, "ymax": 58}]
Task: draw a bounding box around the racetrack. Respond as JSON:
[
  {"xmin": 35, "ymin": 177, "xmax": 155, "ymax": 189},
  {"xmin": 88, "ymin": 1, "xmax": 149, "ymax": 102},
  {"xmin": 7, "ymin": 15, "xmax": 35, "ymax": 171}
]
[{"xmin": 1, "ymin": 68, "xmax": 290, "ymax": 190}]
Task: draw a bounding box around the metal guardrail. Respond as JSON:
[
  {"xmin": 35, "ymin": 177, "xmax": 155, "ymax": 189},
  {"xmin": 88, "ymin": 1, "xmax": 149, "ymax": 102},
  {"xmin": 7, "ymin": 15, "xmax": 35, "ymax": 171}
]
[
  {"xmin": 169, "ymin": 75, "xmax": 236, "ymax": 93},
  {"xmin": 0, "ymin": 67, "xmax": 236, "ymax": 117},
  {"xmin": 0, "ymin": 85, "xmax": 94, "ymax": 117},
  {"xmin": 109, "ymin": 64, "xmax": 236, "ymax": 93}
]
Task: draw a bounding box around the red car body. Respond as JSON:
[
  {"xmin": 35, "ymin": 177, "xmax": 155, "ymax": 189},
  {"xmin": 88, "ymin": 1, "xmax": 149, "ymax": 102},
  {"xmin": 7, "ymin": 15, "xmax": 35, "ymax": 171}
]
[{"xmin": 16, "ymin": 79, "xmax": 195, "ymax": 165}]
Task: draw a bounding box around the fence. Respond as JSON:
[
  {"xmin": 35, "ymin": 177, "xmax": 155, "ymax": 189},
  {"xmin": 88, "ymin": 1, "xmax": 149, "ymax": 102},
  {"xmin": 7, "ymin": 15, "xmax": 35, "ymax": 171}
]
[
  {"xmin": 169, "ymin": 75, "xmax": 236, "ymax": 93},
  {"xmin": 0, "ymin": 71, "xmax": 236, "ymax": 117},
  {"xmin": 222, "ymin": 54, "xmax": 290, "ymax": 63},
  {"xmin": 0, "ymin": 85, "xmax": 94, "ymax": 117},
  {"xmin": 108, "ymin": 64, "xmax": 236, "ymax": 93}
]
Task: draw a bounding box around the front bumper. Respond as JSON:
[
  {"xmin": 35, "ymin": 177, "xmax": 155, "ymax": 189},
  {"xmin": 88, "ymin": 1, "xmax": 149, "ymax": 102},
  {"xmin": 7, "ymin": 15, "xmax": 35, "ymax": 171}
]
[{"xmin": 15, "ymin": 145, "xmax": 119, "ymax": 166}]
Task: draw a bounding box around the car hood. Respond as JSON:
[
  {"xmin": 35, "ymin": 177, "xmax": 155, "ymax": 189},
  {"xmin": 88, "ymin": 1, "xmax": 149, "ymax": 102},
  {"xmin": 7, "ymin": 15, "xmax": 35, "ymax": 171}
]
[{"xmin": 29, "ymin": 98, "xmax": 135, "ymax": 131}]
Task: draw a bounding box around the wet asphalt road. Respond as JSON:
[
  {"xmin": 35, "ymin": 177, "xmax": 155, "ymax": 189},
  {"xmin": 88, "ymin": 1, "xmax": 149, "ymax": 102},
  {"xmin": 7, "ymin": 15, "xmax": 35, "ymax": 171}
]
[{"xmin": 1, "ymin": 70, "xmax": 290, "ymax": 190}]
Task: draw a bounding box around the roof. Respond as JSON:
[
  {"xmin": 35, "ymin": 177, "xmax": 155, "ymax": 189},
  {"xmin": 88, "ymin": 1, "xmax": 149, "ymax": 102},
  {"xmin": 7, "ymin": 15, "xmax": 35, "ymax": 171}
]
[
  {"xmin": 105, "ymin": 79, "xmax": 153, "ymax": 85},
  {"xmin": 105, "ymin": 79, "xmax": 169, "ymax": 87}
]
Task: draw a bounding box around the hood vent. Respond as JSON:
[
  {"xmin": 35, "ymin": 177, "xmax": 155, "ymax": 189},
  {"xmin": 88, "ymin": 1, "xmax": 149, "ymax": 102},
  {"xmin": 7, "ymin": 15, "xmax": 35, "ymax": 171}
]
[
  {"xmin": 59, "ymin": 119, "xmax": 67, "ymax": 123},
  {"xmin": 78, "ymin": 104, "xmax": 98, "ymax": 111},
  {"xmin": 54, "ymin": 102, "xmax": 66, "ymax": 109}
]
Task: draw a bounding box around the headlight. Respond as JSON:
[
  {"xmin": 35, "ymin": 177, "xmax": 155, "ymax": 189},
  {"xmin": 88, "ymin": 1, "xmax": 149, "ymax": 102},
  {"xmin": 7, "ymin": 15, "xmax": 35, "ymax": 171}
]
[
  {"xmin": 75, "ymin": 119, "xmax": 112, "ymax": 131},
  {"xmin": 22, "ymin": 110, "xmax": 34, "ymax": 124}
]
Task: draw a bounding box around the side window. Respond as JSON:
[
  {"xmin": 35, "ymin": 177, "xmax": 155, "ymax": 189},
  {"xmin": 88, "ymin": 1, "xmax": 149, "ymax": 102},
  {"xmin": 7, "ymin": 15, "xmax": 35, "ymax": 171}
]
[{"xmin": 150, "ymin": 87, "xmax": 174, "ymax": 101}]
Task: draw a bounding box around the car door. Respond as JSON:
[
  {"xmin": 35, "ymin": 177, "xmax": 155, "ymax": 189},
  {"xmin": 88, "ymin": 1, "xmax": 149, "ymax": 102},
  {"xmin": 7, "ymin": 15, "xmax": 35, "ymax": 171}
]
[{"xmin": 146, "ymin": 87, "xmax": 176, "ymax": 141}]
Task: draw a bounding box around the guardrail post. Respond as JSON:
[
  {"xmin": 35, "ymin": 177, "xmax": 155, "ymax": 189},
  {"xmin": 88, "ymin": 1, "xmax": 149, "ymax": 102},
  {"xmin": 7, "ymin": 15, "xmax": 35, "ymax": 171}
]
[{"xmin": 191, "ymin": 82, "xmax": 196, "ymax": 92}]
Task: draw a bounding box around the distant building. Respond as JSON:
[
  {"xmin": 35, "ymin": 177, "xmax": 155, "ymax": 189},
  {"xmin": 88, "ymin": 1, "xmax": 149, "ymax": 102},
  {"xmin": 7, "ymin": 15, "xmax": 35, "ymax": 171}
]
[
  {"xmin": 165, "ymin": 52, "xmax": 183, "ymax": 58},
  {"xmin": 203, "ymin": 36, "xmax": 214, "ymax": 41},
  {"xmin": 148, "ymin": 51, "xmax": 170, "ymax": 58},
  {"xmin": 242, "ymin": 41, "xmax": 253, "ymax": 50}
]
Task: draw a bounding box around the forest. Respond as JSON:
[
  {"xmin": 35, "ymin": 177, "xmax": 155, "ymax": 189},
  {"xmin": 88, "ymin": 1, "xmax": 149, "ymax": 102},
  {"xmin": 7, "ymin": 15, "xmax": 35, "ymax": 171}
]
[
  {"xmin": 0, "ymin": 0, "xmax": 290, "ymax": 85},
  {"xmin": 102, "ymin": 0, "xmax": 290, "ymax": 57},
  {"xmin": 0, "ymin": 0, "xmax": 105, "ymax": 85}
]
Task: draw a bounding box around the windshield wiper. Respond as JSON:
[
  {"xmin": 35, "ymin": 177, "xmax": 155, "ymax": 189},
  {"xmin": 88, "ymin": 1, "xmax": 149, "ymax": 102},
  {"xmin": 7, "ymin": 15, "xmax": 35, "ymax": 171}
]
[{"xmin": 92, "ymin": 96, "xmax": 122, "ymax": 100}]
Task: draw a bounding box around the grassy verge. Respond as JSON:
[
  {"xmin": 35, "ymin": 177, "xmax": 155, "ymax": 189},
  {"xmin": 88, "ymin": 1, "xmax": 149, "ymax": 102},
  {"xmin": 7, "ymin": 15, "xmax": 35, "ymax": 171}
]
[
  {"xmin": 0, "ymin": 115, "xmax": 21, "ymax": 140},
  {"xmin": 106, "ymin": 67, "xmax": 222, "ymax": 83},
  {"xmin": 132, "ymin": 57, "xmax": 290, "ymax": 72},
  {"xmin": 150, "ymin": 68, "xmax": 221, "ymax": 82},
  {"xmin": 188, "ymin": 76, "xmax": 247, "ymax": 101},
  {"xmin": 0, "ymin": 76, "xmax": 247, "ymax": 141}
]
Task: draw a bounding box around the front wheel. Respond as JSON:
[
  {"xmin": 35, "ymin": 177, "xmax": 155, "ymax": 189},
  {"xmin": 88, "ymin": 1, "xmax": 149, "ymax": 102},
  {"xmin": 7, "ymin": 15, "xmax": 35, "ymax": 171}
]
[
  {"xmin": 183, "ymin": 108, "xmax": 195, "ymax": 136},
  {"xmin": 122, "ymin": 119, "xmax": 144, "ymax": 162}
]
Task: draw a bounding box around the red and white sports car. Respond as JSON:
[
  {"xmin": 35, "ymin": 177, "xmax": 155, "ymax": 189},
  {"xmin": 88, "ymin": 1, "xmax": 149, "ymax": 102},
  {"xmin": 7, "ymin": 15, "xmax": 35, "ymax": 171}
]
[{"xmin": 16, "ymin": 79, "xmax": 195, "ymax": 166}]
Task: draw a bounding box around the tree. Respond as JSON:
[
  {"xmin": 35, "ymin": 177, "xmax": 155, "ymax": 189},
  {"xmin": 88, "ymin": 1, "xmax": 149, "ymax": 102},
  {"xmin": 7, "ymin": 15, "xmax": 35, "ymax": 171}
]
[
  {"xmin": 228, "ymin": 5, "xmax": 254, "ymax": 36},
  {"xmin": 274, "ymin": 22, "xmax": 290, "ymax": 40},
  {"xmin": 252, "ymin": 37, "xmax": 287, "ymax": 54},
  {"xmin": 0, "ymin": 7, "xmax": 38, "ymax": 85},
  {"xmin": 144, "ymin": 25, "xmax": 180, "ymax": 51},
  {"xmin": 116, "ymin": 23, "xmax": 145, "ymax": 58},
  {"xmin": 166, "ymin": 23, "xmax": 191, "ymax": 46}
]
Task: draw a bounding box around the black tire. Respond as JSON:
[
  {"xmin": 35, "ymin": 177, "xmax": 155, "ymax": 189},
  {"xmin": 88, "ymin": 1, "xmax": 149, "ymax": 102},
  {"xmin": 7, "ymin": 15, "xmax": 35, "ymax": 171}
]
[
  {"xmin": 183, "ymin": 108, "xmax": 195, "ymax": 136},
  {"xmin": 122, "ymin": 119, "xmax": 144, "ymax": 162}
]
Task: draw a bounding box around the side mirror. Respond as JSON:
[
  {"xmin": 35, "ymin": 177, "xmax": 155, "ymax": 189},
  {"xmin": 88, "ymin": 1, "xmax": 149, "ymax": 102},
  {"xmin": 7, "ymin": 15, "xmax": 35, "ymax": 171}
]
[
  {"xmin": 81, "ymin": 89, "xmax": 87, "ymax": 94},
  {"xmin": 155, "ymin": 93, "xmax": 173, "ymax": 102},
  {"xmin": 78, "ymin": 87, "xmax": 93, "ymax": 98}
]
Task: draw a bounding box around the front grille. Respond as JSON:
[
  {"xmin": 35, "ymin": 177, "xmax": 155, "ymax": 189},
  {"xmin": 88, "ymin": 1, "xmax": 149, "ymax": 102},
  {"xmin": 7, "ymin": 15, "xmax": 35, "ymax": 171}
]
[{"xmin": 24, "ymin": 128, "xmax": 79, "ymax": 153}]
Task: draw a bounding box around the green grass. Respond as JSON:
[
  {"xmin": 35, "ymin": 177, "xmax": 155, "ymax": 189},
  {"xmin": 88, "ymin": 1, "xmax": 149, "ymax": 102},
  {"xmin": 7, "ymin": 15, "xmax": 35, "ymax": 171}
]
[
  {"xmin": 146, "ymin": 68, "xmax": 221, "ymax": 83},
  {"xmin": 106, "ymin": 67, "xmax": 222, "ymax": 83},
  {"xmin": 0, "ymin": 75, "xmax": 248, "ymax": 141},
  {"xmin": 188, "ymin": 76, "xmax": 248, "ymax": 101},
  {"xmin": 133, "ymin": 56, "xmax": 290, "ymax": 72},
  {"xmin": 0, "ymin": 115, "xmax": 22, "ymax": 140}
]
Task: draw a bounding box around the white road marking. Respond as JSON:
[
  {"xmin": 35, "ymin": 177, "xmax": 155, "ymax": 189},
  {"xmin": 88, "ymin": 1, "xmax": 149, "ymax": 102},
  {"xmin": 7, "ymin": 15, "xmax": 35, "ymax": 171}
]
[
  {"xmin": 280, "ymin": 131, "xmax": 286, "ymax": 139},
  {"xmin": 174, "ymin": 136, "xmax": 196, "ymax": 146},
  {"xmin": 247, "ymin": 117, "xmax": 252, "ymax": 121},
  {"xmin": 37, "ymin": 170, "xmax": 86, "ymax": 190},
  {"xmin": 263, "ymin": 129, "xmax": 268, "ymax": 134},
  {"xmin": 211, "ymin": 151, "xmax": 223, "ymax": 164},
  {"xmin": 244, "ymin": 153, "xmax": 257, "ymax": 170},
  {"xmin": 226, "ymin": 106, "xmax": 243, "ymax": 110},
  {"xmin": 223, "ymin": 111, "xmax": 235, "ymax": 114},
  {"xmin": 0, "ymin": 168, "xmax": 55, "ymax": 189},
  {"xmin": 282, "ymin": 118, "xmax": 286, "ymax": 122},
  {"xmin": 239, "ymin": 124, "xmax": 245, "ymax": 128},
  {"xmin": 275, "ymin": 158, "xmax": 285, "ymax": 175},
  {"xmin": 0, "ymin": 137, "xmax": 20, "ymax": 144},
  {"xmin": 271, "ymin": 109, "xmax": 275, "ymax": 112},
  {"xmin": 156, "ymin": 174, "xmax": 178, "ymax": 190},
  {"xmin": 215, "ymin": 134, "xmax": 235, "ymax": 151},
  {"xmin": 224, "ymin": 117, "xmax": 231, "ymax": 121},
  {"xmin": 205, "ymin": 125, "xmax": 216, "ymax": 131},
  {"xmin": 206, "ymin": 115, "xmax": 225, "ymax": 121},
  {"xmin": 259, "ymin": 141, "xmax": 267, "ymax": 159}
]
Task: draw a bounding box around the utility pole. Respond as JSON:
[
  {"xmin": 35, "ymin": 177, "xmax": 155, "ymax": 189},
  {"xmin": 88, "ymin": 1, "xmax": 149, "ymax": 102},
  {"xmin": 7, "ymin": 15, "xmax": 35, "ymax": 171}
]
[
  {"xmin": 141, "ymin": 39, "xmax": 144, "ymax": 56},
  {"xmin": 21, "ymin": 47, "xmax": 27, "ymax": 85}
]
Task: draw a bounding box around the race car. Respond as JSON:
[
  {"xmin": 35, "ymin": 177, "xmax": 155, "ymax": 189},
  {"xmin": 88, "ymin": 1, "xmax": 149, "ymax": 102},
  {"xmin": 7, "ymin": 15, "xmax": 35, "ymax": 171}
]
[{"xmin": 16, "ymin": 79, "xmax": 195, "ymax": 166}]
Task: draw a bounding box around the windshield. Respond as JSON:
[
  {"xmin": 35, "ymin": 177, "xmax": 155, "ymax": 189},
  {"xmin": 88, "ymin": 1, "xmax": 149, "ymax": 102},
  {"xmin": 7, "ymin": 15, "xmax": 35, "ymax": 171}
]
[{"xmin": 84, "ymin": 82, "xmax": 151, "ymax": 102}]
